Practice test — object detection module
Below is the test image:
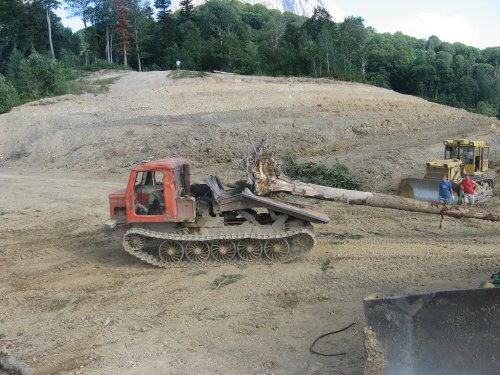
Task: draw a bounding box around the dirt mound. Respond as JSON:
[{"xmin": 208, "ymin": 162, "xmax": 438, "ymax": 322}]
[{"xmin": 2, "ymin": 71, "xmax": 498, "ymax": 191}]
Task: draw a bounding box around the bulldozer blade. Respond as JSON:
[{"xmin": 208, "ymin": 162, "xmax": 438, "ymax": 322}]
[
  {"xmin": 399, "ymin": 178, "xmax": 493, "ymax": 205},
  {"xmin": 363, "ymin": 288, "xmax": 500, "ymax": 375},
  {"xmin": 398, "ymin": 178, "xmax": 459, "ymax": 204}
]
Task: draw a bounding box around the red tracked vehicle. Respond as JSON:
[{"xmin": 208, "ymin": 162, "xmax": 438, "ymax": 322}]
[{"xmin": 105, "ymin": 158, "xmax": 329, "ymax": 267}]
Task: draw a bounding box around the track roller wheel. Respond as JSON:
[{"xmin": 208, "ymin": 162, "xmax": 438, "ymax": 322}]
[
  {"xmin": 185, "ymin": 242, "xmax": 210, "ymax": 262},
  {"xmin": 211, "ymin": 240, "xmax": 236, "ymax": 261},
  {"xmin": 237, "ymin": 239, "xmax": 262, "ymax": 260},
  {"xmin": 124, "ymin": 233, "xmax": 145, "ymax": 251},
  {"xmin": 264, "ymin": 239, "xmax": 289, "ymax": 261},
  {"xmin": 159, "ymin": 241, "xmax": 184, "ymax": 263}
]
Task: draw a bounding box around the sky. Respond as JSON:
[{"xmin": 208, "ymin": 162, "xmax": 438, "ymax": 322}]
[
  {"xmin": 56, "ymin": 0, "xmax": 500, "ymax": 49},
  {"xmin": 334, "ymin": 0, "xmax": 499, "ymax": 49}
]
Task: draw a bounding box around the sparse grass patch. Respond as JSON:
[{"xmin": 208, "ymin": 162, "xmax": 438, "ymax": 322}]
[
  {"xmin": 321, "ymin": 258, "xmax": 331, "ymax": 273},
  {"xmin": 321, "ymin": 232, "xmax": 364, "ymax": 241},
  {"xmin": 67, "ymin": 76, "xmax": 121, "ymax": 95},
  {"xmin": 92, "ymin": 77, "xmax": 121, "ymax": 93},
  {"xmin": 196, "ymin": 308, "xmax": 230, "ymax": 321},
  {"xmin": 155, "ymin": 309, "xmax": 168, "ymax": 317},
  {"xmin": 170, "ymin": 70, "xmax": 206, "ymax": 79},
  {"xmin": 210, "ymin": 274, "xmax": 243, "ymax": 289},
  {"xmin": 207, "ymin": 311, "xmax": 230, "ymax": 321},
  {"xmin": 190, "ymin": 270, "xmax": 208, "ymax": 277},
  {"xmin": 334, "ymin": 233, "xmax": 363, "ymax": 240}
]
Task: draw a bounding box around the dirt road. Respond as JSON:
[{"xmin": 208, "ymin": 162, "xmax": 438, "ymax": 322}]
[{"xmin": 0, "ymin": 71, "xmax": 499, "ymax": 374}]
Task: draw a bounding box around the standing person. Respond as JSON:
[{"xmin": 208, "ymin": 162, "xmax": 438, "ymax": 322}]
[
  {"xmin": 176, "ymin": 59, "xmax": 181, "ymax": 70},
  {"xmin": 460, "ymin": 174, "xmax": 478, "ymax": 207},
  {"xmin": 439, "ymin": 175, "xmax": 454, "ymax": 204}
]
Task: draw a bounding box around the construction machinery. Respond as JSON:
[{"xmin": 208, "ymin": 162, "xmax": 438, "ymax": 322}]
[
  {"xmin": 398, "ymin": 139, "xmax": 494, "ymax": 204},
  {"xmin": 364, "ymin": 287, "xmax": 500, "ymax": 375},
  {"xmin": 105, "ymin": 158, "xmax": 329, "ymax": 267}
]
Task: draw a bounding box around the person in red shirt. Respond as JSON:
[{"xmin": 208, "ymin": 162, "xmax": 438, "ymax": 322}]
[{"xmin": 461, "ymin": 175, "xmax": 478, "ymax": 207}]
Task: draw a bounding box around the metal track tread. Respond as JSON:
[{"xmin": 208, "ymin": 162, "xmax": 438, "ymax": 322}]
[{"xmin": 122, "ymin": 227, "xmax": 316, "ymax": 268}]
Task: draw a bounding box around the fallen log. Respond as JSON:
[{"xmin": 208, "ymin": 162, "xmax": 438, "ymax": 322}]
[
  {"xmin": 264, "ymin": 175, "xmax": 500, "ymax": 221},
  {"xmin": 241, "ymin": 139, "xmax": 499, "ymax": 222}
]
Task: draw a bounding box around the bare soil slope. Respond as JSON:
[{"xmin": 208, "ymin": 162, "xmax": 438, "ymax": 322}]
[{"xmin": 1, "ymin": 71, "xmax": 499, "ymax": 375}]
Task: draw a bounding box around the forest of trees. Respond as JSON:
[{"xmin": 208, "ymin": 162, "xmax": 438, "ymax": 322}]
[{"xmin": 0, "ymin": 0, "xmax": 499, "ymax": 117}]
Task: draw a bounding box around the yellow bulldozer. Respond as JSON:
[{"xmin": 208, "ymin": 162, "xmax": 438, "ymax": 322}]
[{"xmin": 399, "ymin": 139, "xmax": 494, "ymax": 204}]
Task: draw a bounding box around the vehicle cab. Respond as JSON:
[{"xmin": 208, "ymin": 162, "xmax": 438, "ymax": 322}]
[
  {"xmin": 444, "ymin": 139, "xmax": 489, "ymax": 175},
  {"xmin": 106, "ymin": 158, "xmax": 196, "ymax": 230}
]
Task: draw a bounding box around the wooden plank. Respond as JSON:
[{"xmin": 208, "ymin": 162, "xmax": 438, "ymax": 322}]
[{"xmin": 241, "ymin": 189, "xmax": 330, "ymax": 223}]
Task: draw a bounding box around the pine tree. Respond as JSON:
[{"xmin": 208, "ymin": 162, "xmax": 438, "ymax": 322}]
[
  {"xmin": 154, "ymin": 0, "xmax": 171, "ymax": 19},
  {"xmin": 179, "ymin": 0, "xmax": 193, "ymax": 23}
]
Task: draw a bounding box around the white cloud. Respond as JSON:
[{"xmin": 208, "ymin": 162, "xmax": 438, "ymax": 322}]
[
  {"xmin": 377, "ymin": 11, "xmax": 481, "ymax": 46},
  {"xmin": 56, "ymin": 8, "xmax": 84, "ymax": 31},
  {"xmin": 321, "ymin": 0, "xmax": 344, "ymax": 22}
]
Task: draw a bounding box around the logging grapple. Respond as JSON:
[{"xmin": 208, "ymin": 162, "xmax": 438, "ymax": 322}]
[
  {"xmin": 105, "ymin": 158, "xmax": 329, "ymax": 267},
  {"xmin": 398, "ymin": 139, "xmax": 494, "ymax": 204}
]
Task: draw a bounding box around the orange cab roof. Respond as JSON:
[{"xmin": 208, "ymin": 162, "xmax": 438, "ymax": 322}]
[{"xmin": 133, "ymin": 157, "xmax": 186, "ymax": 171}]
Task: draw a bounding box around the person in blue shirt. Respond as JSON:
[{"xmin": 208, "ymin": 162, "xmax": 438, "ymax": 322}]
[{"xmin": 439, "ymin": 175, "xmax": 454, "ymax": 204}]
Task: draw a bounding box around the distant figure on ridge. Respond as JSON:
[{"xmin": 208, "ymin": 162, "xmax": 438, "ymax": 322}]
[{"xmin": 176, "ymin": 59, "xmax": 181, "ymax": 70}]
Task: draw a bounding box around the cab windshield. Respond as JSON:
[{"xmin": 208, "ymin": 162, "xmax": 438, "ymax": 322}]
[
  {"xmin": 445, "ymin": 146, "xmax": 461, "ymax": 159},
  {"xmin": 134, "ymin": 171, "xmax": 165, "ymax": 215}
]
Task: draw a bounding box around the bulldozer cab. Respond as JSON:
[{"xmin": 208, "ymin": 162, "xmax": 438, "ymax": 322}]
[
  {"xmin": 125, "ymin": 158, "xmax": 196, "ymax": 224},
  {"xmin": 444, "ymin": 139, "xmax": 489, "ymax": 175}
]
